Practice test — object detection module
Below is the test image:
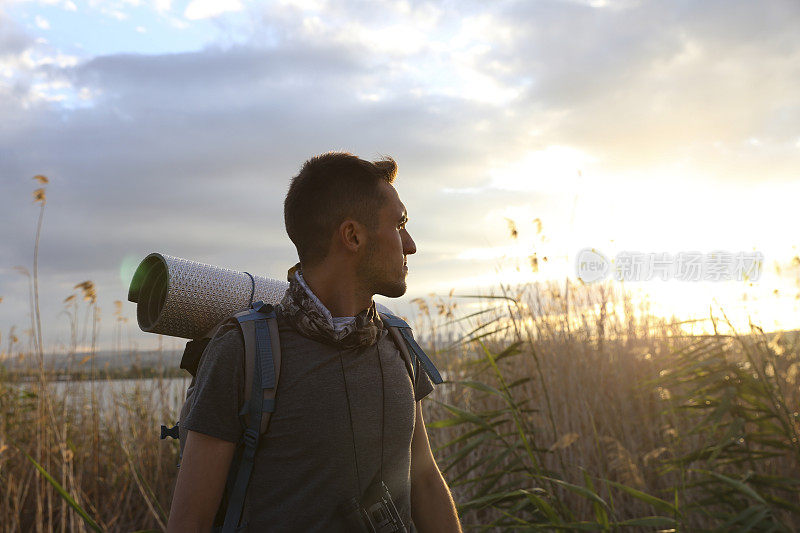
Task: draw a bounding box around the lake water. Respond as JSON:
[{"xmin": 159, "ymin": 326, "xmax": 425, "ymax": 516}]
[
  {"xmin": 13, "ymin": 377, "xmax": 193, "ymax": 422},
  {"xmin": 11, "ymin": 371, "xmax": 455, "ymax": 424}
]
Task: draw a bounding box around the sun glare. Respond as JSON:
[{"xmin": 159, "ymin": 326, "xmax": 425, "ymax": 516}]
[{"xmin": 442, "ymin": 166, "xmax": 800, "ymax": 334}]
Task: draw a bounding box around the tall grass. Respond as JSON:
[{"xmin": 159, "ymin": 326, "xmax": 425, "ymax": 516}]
[
  {"xmin": 1, "ymin": 178, "xmax": 180, "ymax": 531},
  {"xmin": 1, "ymin": 368, "xmax": 184, "ymax": 531},
  {"xmin": 2, "ymin": 178, "xmax": 799, "ymax": 531},
  {"xmin": 417, "ymin": 281, "xmax": 800, "ymax": 531}
]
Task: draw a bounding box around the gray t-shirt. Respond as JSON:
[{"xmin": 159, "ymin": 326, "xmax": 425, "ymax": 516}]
[{"xmin": 182, "ymin": 307, "xmax": 434, "ymax": 531}]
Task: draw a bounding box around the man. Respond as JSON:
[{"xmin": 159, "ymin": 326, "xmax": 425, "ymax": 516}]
[{"xmin": 167, "ymin": 152, "xmax": 462, "ymax": 532}]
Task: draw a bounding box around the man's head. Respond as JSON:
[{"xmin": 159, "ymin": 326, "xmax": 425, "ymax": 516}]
[{"xmin": 284, "ymin": 152, "xmax": 416, "ymax": 297}]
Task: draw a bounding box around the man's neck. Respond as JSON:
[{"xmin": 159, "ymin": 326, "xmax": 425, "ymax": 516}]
[{"xmin": 301, "ymin": 263, "xmax": 373, "ymax": 318}]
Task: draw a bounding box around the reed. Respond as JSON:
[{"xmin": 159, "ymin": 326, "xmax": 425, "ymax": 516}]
[{"xmin": 416, "ymin": 281, "xmax": 800, "ymax": 531}]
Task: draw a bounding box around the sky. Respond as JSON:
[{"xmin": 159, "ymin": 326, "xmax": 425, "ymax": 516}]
[{"xmin": 1, "ymin": 0, "xmax": 799, "ymax": 354}]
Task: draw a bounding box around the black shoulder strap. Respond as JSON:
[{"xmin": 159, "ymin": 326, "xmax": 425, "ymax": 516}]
[{"xmin": 380, "ymin": 312, "xmax": 444, "ymax": 385}]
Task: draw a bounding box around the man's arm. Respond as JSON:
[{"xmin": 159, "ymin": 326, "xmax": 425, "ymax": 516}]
[
  {"xmin": 410, "ymin": 401, "xmax": 462, "ymax": 533},
  {"xmin": 166, "ymin": 430, "xmax": 236, "ymax": 533}
]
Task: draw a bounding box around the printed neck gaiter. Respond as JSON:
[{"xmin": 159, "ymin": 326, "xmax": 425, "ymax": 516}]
[{"xmin": 279, "ymin": 263, "xmax": 383, "ymax": 349}]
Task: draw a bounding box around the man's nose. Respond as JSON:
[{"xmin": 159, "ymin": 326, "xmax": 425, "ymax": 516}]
[{"xmin": 402, "ymin": 229, "xmax": 416, "ymax": 255}]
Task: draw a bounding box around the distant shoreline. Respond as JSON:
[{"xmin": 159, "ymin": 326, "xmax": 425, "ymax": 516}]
[{"xmin": 1, "ymin": 366, "xmax": 188, "ymax": 383}]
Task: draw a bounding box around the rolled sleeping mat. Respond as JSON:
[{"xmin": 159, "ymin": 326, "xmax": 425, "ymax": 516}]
[
  {"xmin": 127, "ymin": 252, "xmax": 289, "ymax": 340},
  {"xmin": 127, "ymin": 252, "xmax": 396, "ymax": 340}
]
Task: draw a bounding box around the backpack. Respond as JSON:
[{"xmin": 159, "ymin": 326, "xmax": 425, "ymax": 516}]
[{"xmin": 161, "ymin": 300, "xmax": 443, "ymax": 532}]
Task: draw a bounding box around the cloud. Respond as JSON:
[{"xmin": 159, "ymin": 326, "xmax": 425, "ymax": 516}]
[
  {"xmin": 2, "ymin": 0, "xmax": 800, "ymax": 348},
  {"xmin": 0, "ymin": 13, "xmax": 85, "ymax": 110},
  {"xmin": 486, "ymin": 0, "xmax": 800, "ymax": 176},
  {"xmin": 152, "ymin": 0, "xmax": 171, "ymax": 13},
  {"xmin": 34, "ymin": 15, "xmax": 50, "ymax": 30},
  {"xmin": 0, "ymin": 14, "xmax": 35, "ymax": 56},
  {"xmin": 184, "ymin": 0, "xmax": 243, "ymax": 20}
]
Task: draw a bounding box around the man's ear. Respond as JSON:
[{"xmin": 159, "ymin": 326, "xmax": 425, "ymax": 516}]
[{"xmin": 338, "ymin": 219, "xmax": 365, "ymax": 253}]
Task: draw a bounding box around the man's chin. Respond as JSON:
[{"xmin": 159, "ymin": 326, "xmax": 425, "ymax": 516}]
[{"xmin": 376, "ymin": 280, "xmax": 407, "ymax": 299}]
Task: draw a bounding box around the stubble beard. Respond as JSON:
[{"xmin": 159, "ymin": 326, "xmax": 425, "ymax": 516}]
[{"xmin": 360, "ymin": 241, "xmax": 407, "ymax": 298}]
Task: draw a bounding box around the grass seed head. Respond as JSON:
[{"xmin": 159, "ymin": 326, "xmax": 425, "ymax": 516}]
[
  {"xmin": 33, "ymin": 188, "xmax": 46, "ymax": 204},
  {"xmin": 549, "ymin": 432, "xmax": 580, "ymax": 451},
  {"xmin": 74, "ymin": 280, "xmax": 97, "ymax": 304},
  {"xmin": 505, "ymin": 218, "xmax": 518, "ymax": 239}
]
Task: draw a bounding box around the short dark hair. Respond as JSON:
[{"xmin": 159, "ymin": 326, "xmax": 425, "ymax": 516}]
[{"xmin": 284, "ymin": 152, "xmax": 397, "ymax": 267}]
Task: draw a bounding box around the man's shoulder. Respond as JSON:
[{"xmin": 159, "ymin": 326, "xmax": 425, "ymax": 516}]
[
  {"xmin": 202, "ymin": 306, "xmax": 290, "ymax": 367},
  {"xmin": 209, "ymin": 304, "xmax": 283, "ymax": 346},
  {"xmin": 194, "ymin": 316, "xmax": 246, "ymax": 378},
  {"xmin": 209, "ymin": 316, "xmax": 245, "ymax": 348}
]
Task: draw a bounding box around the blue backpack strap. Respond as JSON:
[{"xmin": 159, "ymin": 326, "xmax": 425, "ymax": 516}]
[
  {"xmin": 221, "ymin": 301, "xmax": 277, "ymax": 532},
  {"xmin": 380, "ymin": 312, "xmax": 444, "ymax": 385}
]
